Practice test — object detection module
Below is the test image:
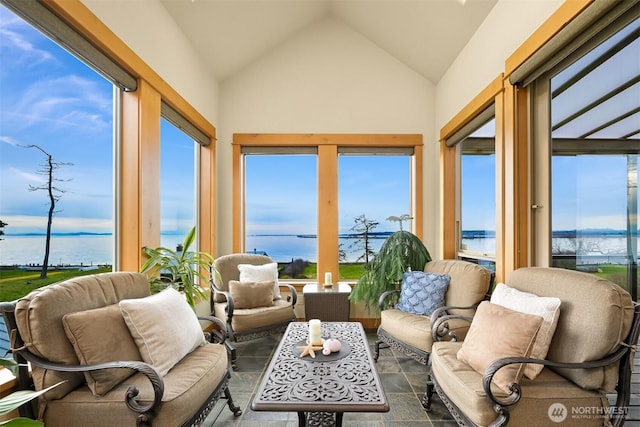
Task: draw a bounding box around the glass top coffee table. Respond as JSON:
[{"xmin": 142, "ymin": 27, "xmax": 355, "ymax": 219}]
[{"xmin": 251, "ymin": 321, "xmax": 389, "ymax": 427}]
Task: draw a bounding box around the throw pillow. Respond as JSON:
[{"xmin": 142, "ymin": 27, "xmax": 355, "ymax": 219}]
[
  {"xmin": 62, "ymin": 304, "xmax": 143, "ymax": 396},
  {"xmin": 457, "ymin": 301, "xmax": 543, "ymax": 393},
  {"xmin": 119, "ymin": 288, "xmax": 205, "ymax": 376},
  {"xmin": 395, "ymin": 271, "xmax": 450, "ymax": 316},
  {"xmin": 491, "ymin": 282, "xmax": 561, "ymax": 379},
  {"xmin": 228, "ymin": 280, "xmax": 275, "ymax": 309},
  {"xmin": 238, "ymin": 262, "xmax": 281, "ymax": 300}
]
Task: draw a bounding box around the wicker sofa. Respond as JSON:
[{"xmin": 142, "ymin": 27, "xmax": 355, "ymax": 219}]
[
  {"xmin": 0, "ymin": 272, "xmax": 242, "ymax": 426},
  {"xmin": 426, "ymin": 267, "xmax": 640, "ymax": 427}
]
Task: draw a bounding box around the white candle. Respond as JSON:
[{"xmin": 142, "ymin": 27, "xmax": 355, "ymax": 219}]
[
  {"xmin": 324, "ymin": 272, "xmax": 332, "ymax": 285},
  {"xmin": 309, "ymin": 319, "xmax": 322, "ymax": 345}
]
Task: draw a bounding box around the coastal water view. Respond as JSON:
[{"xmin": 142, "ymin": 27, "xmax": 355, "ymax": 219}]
[{"xmin": 0, "ymin": 230, "xmax": 636, "ymax": 268}]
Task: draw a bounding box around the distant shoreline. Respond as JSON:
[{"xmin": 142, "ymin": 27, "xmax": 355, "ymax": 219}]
[{"xmin": 3, "ymin": 228, "xmax": 633, "ymax": 238}]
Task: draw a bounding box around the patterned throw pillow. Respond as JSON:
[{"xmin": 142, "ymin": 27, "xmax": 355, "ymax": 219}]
[{"xmin": 396, "ymin": 271, "xmax": 451, "ymax": 316}]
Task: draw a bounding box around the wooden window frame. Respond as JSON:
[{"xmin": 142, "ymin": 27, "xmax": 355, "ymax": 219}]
[
  {"xmin": 41, "ymin": 0, "xmax": 217, "ymax": 270},
  {"xmin": 232, "ymin": 133, "xmax": 423, "ymax": 283}
]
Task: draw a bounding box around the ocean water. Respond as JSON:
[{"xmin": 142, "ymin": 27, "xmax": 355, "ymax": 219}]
[{"xmin": 0, "ymin": 234, "xmax": 635, "ymax": 266}]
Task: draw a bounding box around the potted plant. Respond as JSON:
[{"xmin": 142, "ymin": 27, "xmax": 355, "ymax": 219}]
[
  {"xmin": 140, "ymin": 226, "xmax": 215, "ymax": 310},
  {"xmin": 349, "ymin": 215, "xmax": 432, "ymax": 314}
]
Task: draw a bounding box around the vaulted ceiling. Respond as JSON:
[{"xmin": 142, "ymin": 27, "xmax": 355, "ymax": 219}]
[{"xmin": 160, "ymin": 0, "xmax": 498, "ymax": 84}]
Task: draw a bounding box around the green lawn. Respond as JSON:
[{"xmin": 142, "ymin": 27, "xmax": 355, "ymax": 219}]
[
  {"xmin": 0, "ymin": 267, "xmax": 112, "ymax": 302},
  {"xmin": 0, "ymin": 262, "xmax": 367, "ymax": 302}
]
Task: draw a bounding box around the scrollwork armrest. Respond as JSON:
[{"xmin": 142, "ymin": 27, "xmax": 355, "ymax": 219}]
[
  {"xmin": 430, "ymin": 303, "xmax": 480, "ymax": 342},
  {"xmin": 15, "ymin": 348, "xmax": 164, "ymax": 423},
  {"xmin": 210, "ymin": 282, "xmax": 236, "ymax": 321},
  {"xmin": 197, "ymin": 315, "xmax": 227, "ymax": 344},
  {"xmin": 483, "ymin": 345, "xmax": 629, "ymax": 408},
  {"xmin": 279, "ymin": 283, "xmax": 298, "ymax": 307},
  {"xmin": 378, "ymin": 290, "xmax": 400, "ymax": 311}
]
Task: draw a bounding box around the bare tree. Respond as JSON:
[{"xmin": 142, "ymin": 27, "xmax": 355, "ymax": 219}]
[
  {"xmin": 0, "ymin": 219, "xmax": 6, "ymax": 240},
  {"xmin": 349, "ymin": 214, "xmax": 379, "ymax": 264},
  {"xmin": 21, "ymin": 145, "xmax": 73, "ymax": 278}
]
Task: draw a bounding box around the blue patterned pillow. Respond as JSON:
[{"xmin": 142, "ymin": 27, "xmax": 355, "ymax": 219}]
[{"xmin": 396, "ymin": 271, "xmax": 451, "ymax": 316}]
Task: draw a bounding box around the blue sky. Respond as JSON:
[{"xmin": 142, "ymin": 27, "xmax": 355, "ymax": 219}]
[
  {"xmin": 0, "ymin": 6, "xmax": 114, "ymax": 234},
  {"xmin": 0, "ymin": 6, "xmax": 196, "ymax": 236},
  {"xmin": 0, "ymin": 5, "xmax": 635, "ymax": 239}
]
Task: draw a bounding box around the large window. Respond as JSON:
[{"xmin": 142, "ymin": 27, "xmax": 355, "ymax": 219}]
[
  {"xmin": 244, "ymin": 153, "xmax": 318, "ymax": 270},
  {"xmin": 160, "ymin": 118, "xmax": 197, "ymax": 251},
  {"xmin": 532, "ymin": 12, "xmax": 639, "ymax": 295},
  {"xmin": 338, "ymin": 153, "xmax": 411, "ymax": 277},
  {"xmin": 459, "ymin": 117, "xmax": 496, "ymax": 269},
  {"xmin": 235, "ymin": 134, "xmax": 422, "ymax": 282},
  {"xmin": 0, "ymin": 4, "xmax": 115, "ymax": 275}
]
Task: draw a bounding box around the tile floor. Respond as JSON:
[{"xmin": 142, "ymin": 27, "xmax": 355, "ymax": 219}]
[{"xmin": 205, "ymin": 331, "xmax": 640, "ymax": 427}]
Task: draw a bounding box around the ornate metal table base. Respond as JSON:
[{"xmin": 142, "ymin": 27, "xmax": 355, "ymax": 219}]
[{"xmin": 298, "ymin": 411, "xmax": 343, "ymax": 427}]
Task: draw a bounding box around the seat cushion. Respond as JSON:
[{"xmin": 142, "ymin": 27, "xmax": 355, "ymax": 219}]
[
  {"xmin": 214, "ymin": 298, "xmax": 294, "ymax": 333},
  {"xmin": 43, "ymin": 343, "xmax": 229, "ymax": 427},
  {"xmin": 379, "ymin": 308, "xmax": 474, "ymax": 354},
  {"xmin": 431, "ymin": 341, "xmax": 609, "ymax": 427},
  {"xmin": 14, "ymin": 272, "xmax": 151, "ymax": 399}
]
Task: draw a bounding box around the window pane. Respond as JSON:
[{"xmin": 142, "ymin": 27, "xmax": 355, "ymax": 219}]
[
  {"xmin": 338, "ymin": 155, "xmax": 411, "ymax": 278},
  {"xmin": 0, "ymin": 5, "xmax": 114, "ymax": 284},
  {"xmin": 244, "ymin": 154, "xmax": 317, "ymax": 278},
  {"xmin": 549, "ymin": 17, "xmax": 639, "ymax": 295},
  {"xmin": 160, "ymin": 118, "xmax": 196, "ymax": 251},
  {"xmin": 459, "ymin": 119, "xmax": 496, "ymax": 269}
]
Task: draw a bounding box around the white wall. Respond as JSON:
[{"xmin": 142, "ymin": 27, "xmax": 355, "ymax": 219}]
[
  {"xmin": 436, "ymin": 0, "xmax": 562, "ymax": 130},
  {"xmin": 81, "ymin": 0, "xmax": 219, "ymax": 123},
  {"xmin": 217, "ymin": 16, "xmax": 436, "ymax": 256}
]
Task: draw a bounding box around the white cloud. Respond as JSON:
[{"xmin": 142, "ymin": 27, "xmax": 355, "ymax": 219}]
[
  {"xmin": 8, "ymin": 166, "xmax": 46, "ymax": 184},
  {"xmin": 0, "ymin": 136, "xmax": 19, "ymax": 146}
]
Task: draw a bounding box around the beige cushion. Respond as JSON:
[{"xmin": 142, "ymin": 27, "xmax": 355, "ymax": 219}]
[
  {"xmin": 424, "ymin": 259, "xmax": 492, "ymax": 316},
  {"xmin": 43, "ymin": 343, "xmax": 229, "ymax": 427},
  {"xmin": 214, "ymin": 299, "xmax": 294, "ymax": 333},
  {"xmin": 212, "ymin": 254, "xmax": 274, "ymax": 303},
  {"xmin": 457, "ymin": 301, "xmax": 543, "ymax": 393},
  {"xmin": 120, "ymin": 288, "xmax": 205, "ymax": 376},
  {"xmin": 62, "ymin": 304, "xmax": 142, "ymax": 396},
  {"xmin": 491, "ymin": 282, "xmax": 561, "ymax": 379},
  {"xmin": 238, "ymin": 262, "xmax": 281, "ymax": 299},
  {"xmin": 228, "ymin": 280, "xmax": 274, "ymax": 309},
  {"xmin": 506, "ymin": 267, "xmax": 634, "ymax": 391},
  {"xmin": 14, "ymin": 272, "xmax": 151, "ymax": 400}
]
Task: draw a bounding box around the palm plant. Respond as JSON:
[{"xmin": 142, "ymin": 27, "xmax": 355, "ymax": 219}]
[
  {"xmin": 350, "ymin": 228, "xmax": 431, "ymax": 314},
  {"xmin": 0, "ymin": 358, "xmax": 60, "ymax": 426},
  {"xmin": 140, "ymin": 226, "xmax": 215, "ymax": 310}
]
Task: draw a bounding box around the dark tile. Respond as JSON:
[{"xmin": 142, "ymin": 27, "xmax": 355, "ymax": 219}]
[
  {"xmin": 380, "ymin": 373, "xmax": 414, "ymax": 393},
  {"xmin": 383, "ymin": 393, "xmax": 429, "ymax": 422}
]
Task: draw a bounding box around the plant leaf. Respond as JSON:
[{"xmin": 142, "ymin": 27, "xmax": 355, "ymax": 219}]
[
  {"xmin": 0, "ymin": 417, "xmax": 44, "ymax": 426},
  {"xmin": 0, "ymin": 382, "xmax": 63, "ymax": 416}
]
